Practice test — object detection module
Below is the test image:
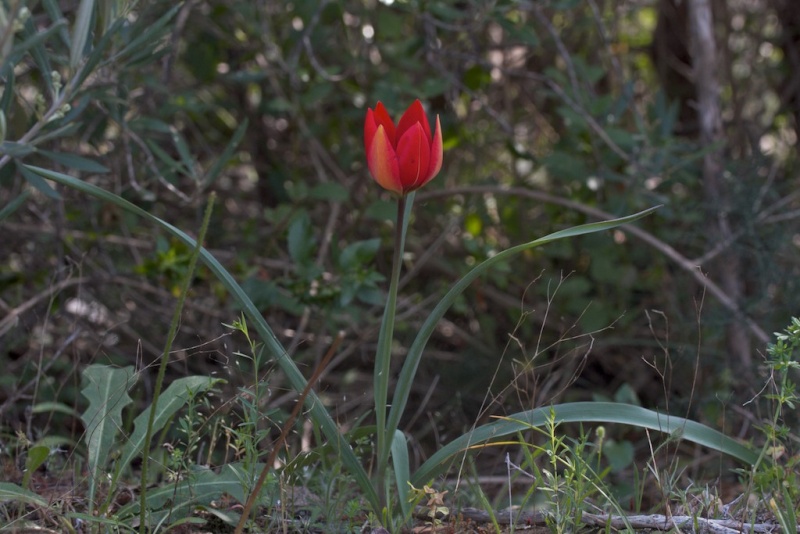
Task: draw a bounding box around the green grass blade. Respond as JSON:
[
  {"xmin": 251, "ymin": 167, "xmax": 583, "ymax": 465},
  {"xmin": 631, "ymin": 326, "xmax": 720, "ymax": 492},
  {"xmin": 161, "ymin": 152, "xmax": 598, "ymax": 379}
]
[
  {"xmin": 411, "ymin": 402, "xmax": 758, "ymax": 485},
  {"xmin": 387, "ymin": 207, "xmax": 660, "ymax": 443},
  {"xmin": 24, "ymin": 164, "xmax": 379, "ymax": 513}
]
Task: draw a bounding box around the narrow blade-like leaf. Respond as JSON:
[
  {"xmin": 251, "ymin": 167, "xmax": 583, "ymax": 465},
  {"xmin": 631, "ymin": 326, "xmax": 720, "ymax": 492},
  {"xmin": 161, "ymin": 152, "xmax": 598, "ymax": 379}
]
[
  {"xmin": 411, "ymin": 402, "xmax": 758, "ymax": 485},
  {"xmin": 387, "ymin": 207, "xmax": 660, "ymax": 442}
]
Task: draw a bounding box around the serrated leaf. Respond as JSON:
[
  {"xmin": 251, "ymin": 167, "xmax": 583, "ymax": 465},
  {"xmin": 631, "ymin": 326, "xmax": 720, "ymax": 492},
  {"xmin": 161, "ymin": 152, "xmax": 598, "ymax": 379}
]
[
  {"xmin": 117, "ymin": 376, "xmax": 222, "ymax": 475},
  {"xmin": 80, "ymin": 364, "xmax": 135, "ymax": 509}
]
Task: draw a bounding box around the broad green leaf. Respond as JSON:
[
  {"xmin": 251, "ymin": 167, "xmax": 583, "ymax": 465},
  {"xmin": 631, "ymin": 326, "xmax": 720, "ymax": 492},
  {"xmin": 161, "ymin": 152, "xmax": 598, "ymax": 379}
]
[
  {"xmin": 0, "ymin": 482, "xmax": 48, "ymax": 507},
  {"xmin": 80, "ymin": 364, "xmax": 135, "ymax": 509},
  {"xmin": 287, "ymin": 212, "xmax": 315, "ymax": 265},
  {"xmin": 38, "ymin": 149, "xmax": 109, "ymax": 173},
  {"xmin": 24, "ymin": 165, "xmax": 379, "ymax": 513},
  {"xmin": 117, "ymin": 376, "xmax": 223, "ymax": 476},
  {"xmin": 24, "ymin": 445, "xmax": 50, "ymax": 477},
  {"xmin": 411, "ymin": 402, "xmax": 758, "ymax": 485},
  {"xmin": 387, "ymin": 207, "xmax": 661, "ymax": 449}
]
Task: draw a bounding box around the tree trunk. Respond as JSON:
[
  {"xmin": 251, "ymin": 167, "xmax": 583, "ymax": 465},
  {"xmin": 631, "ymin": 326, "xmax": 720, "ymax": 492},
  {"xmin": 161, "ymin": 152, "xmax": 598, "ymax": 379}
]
[{"xmin": 687, "ymin": 0, "xmax": 751, "ymax": 368}]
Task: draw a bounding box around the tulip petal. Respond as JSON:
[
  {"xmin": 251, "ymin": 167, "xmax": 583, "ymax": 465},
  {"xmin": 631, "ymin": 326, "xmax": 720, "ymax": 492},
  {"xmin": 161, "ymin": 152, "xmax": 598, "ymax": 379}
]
[
  {"xmin": 367, "ymin": 125, "xmax": 402, "ymax": 194},
  {"xmin": 396, "ymin": 122, "xmax": 431, "ymax": 191},
  {"xmin": 364, "ymin": 109, "xmax": 378, "ymax": 156},
  {"xmin": 372, "ymin": 102, "xmax": 396, "ymax": 144},
  {"xmin": 424, "ymin": 114, "xmax": 443, "ymax": 183},
  {"xmin": 397, "ymin": 100, "xmax": 431, "ymax": 145}
]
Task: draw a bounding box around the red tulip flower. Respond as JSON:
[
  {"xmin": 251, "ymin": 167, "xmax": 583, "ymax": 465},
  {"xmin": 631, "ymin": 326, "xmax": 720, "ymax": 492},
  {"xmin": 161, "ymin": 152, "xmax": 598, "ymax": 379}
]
[{"xmin": 364, "ymin": 100, "xmax": 443, "ymax": 195}]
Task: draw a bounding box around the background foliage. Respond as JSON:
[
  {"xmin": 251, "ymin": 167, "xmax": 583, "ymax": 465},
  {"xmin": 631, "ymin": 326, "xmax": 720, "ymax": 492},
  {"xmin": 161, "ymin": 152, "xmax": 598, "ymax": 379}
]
[{"xmin": 1, "ymin": 0, "xmax": 799, "ymax": 508}]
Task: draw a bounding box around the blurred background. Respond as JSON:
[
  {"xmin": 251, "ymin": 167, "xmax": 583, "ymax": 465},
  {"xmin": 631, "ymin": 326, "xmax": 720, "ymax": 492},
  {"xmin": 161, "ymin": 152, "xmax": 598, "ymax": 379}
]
[{"xmin": 1, "ymin": 0, "xmax": 798, "ymax": 488}]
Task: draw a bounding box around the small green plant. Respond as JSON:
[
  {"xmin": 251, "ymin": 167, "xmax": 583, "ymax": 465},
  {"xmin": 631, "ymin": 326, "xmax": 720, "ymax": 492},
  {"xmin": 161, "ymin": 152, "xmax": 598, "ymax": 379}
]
[{"xmin": 748, "ymin": 318, "xmax": 800, "ymax": 530}]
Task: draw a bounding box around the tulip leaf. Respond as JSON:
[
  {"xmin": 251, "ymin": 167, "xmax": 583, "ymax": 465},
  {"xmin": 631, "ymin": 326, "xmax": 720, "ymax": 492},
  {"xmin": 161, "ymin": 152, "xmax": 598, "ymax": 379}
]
[
  {"xmin": 387, "ymin": 206, "xmax": 661, "ymax": 450},
  {"xmin": 411, "ymin": 402, "xmax": 758, "ymax": 485}
]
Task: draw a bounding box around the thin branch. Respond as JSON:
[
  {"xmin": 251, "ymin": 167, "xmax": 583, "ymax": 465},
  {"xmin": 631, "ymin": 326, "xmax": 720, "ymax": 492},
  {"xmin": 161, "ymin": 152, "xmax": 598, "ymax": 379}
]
[{"xmin": 417, "ymin": 185, "xmax": 770, "ymax": 345}]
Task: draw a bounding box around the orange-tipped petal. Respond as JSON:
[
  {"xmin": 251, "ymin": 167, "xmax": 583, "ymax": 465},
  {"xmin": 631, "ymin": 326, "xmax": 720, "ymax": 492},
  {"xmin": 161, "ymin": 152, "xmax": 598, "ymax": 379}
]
[
  {"xmin": 367, "ymin": 125, "xmax": 402, "ymax": 193},
  {"xmin": 396, "ymin": 122, "xmax": 431, "ymax": 191},
  {"xmin": 396, "ymin": 100, "xmax": 431, "ymax": 145},
  {"xmin": 424, "ymin": 114, "xmax": 443, "ymax": 183}
]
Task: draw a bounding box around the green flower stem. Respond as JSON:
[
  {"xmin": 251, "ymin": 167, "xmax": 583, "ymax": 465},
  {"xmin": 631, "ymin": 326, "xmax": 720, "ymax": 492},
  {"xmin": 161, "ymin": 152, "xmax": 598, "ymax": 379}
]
[
  {"xmin": 375, "ymin": 192, "xmax": 414, "ymax": 509},
  {"xmin": 139, "ymin": 193, "xmax": 216, "ymax": 533}
]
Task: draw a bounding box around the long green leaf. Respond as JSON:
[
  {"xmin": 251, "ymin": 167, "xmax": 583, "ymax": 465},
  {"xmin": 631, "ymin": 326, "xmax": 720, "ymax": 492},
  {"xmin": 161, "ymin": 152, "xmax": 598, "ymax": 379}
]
[
  {"xmin": 0, "ymin": 482, "xmax": 48, "ymax": 507},
  {"xmin": 387, "ymin": 206, "xmax": 660, "ymax": 444},
  {"xmin": 411, "ymin": 402, "xmax": 758, "ymax": 485},
  {"xmin": 19, "ymin": 164, "xmax": 60, "ymax": 199},
  {"xmin": 38, "ymin": 149, "xmax": 109, "ymax": 173},
  {"xmin": 0, "ymin": 189, "xmax": 30, "ymax": 221},
  {"xmin": 70, "ymin": 0, "xmax": 95, "ymax": 69},
  {"xmin": 109, "ymin": 4, "xmax": 182, "ymax": 64},
  {"xmin": 24, "ymin": 164, "xmax": 379, "ymax": 512},
  {"xmin": 40, "ymin": 0, "xmax": 71, "ymax": 47},
  {"xmin": 117, "ymin": 376, "xmax": 223, "ymax": 478},
  {"xmin": 116, "ymin": 464, "xmax": 251, "ymax": 526},
  {"xmin": 4, "ymin": 20, "xmax": 67, "ymax": 73},
  {"xmin": 18, "ymin": 17, "xmax": 54, "ymax": 93},
  {"xmin": 80, "ymin": 364, "xmax": 136, "ymax": 510},
  {"xmin": 391, "ymin": 429, "xmax": 411, "ymax": 520}
]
